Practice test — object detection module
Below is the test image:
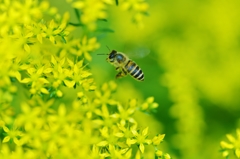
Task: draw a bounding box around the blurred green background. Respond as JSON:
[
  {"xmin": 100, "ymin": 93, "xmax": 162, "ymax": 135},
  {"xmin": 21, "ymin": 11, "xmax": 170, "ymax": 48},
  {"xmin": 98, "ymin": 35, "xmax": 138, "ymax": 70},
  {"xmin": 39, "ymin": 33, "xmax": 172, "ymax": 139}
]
[{"xmin": 52, "ymin": 0, "xmax": 240, "ymax": 158}]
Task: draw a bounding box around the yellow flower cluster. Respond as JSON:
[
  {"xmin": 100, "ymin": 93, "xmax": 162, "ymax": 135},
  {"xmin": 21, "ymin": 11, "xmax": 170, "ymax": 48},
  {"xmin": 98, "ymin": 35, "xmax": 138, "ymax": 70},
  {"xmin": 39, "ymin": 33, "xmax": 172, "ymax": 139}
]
[
  {"xmin": 67, "ymin": 0, "xmax": 149, "ymax": 30},
  {"xmin": 161, "ymin": 72, "xmax": 205, "ymax": 159},
  {"xmin": 0, "ymin": 82, "xmax": 169, "ymax": 159},
  {"xmin": 67, "ymin": 0, "xmax": 114, "ymax": 30},
  {"xmin": 0, "ymin": 0, "xmax": 97, "ymax": 100},
  {"xmin": 20, "ymin": 56, "xmax": 96, "ymax": 96},
  {"xmin": 0, "ymin": 0, "xmax": 170, "ymax": 158},
  {"xmin": 140, "ymin": 96, "xmax": 159, "ymax": 113},
  {"xmin": 220, "ymin": 129, "xmax": 240, "ymax": 159},
  {"xmin": 57, "ymin": 36, "xmax": 100, "ymax": 61},
  {"xmin": 120, "ymin": 0, "xmax": 149, "ymax": 28}
]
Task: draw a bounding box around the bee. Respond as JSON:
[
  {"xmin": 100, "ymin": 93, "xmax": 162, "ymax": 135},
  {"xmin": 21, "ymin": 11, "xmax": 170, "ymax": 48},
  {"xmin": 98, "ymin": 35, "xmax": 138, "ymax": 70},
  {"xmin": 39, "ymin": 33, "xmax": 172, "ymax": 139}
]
[{"xmin": 102, "ymin": 50, "xmax": 144, "ymax": 81}]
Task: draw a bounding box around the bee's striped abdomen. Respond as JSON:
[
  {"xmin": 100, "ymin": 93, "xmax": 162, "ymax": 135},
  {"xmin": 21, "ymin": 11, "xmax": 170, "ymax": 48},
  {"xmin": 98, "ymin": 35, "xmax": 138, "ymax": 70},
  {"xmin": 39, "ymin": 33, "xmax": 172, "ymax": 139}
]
[{"xmin": 125, "ymin": 60, "xmax": 144, "ymax": 81}]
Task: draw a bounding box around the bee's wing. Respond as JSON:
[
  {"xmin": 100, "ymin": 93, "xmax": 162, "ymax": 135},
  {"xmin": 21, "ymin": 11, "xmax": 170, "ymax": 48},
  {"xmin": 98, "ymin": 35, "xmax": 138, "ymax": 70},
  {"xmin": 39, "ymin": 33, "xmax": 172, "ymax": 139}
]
[{"xmin": 124, "ymin": 46, "xmax": 150, "ymax": 59}]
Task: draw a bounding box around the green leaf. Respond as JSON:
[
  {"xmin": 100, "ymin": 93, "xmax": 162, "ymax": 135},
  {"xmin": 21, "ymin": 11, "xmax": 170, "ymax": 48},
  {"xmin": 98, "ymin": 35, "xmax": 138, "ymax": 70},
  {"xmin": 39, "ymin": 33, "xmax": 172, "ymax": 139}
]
[
  {"xmin": 68, "ymin": 22, "xmax": 84, "ymax": 27},
  {"xmin": 74, "ymin": 8, "xmax": 81, "ymax": 22},
  {"xmin": 61, "ymin": 36, "xmax": 67, "ymax": 44},
  {"xmin": 98, "ymin": 19, "xmax": 108, "ymax": 22},
  {"xmin": 115, "ymin": 0, "xmax": 118, "ymax": 6},
  {"xmin": 50, "ymin": 91, "xmax": 56, "ymax": 98}
]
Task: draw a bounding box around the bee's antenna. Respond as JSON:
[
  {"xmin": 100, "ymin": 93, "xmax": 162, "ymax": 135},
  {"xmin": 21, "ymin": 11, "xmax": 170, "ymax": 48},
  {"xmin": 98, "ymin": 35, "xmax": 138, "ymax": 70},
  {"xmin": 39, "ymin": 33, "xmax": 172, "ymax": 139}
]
[
  {"xmin": 97, "ymin": 54, "xmax": 109, "ymax": 55},
  {"xmin": 106, "ymin": 45, "xmax": 111, "ymax": 51}
]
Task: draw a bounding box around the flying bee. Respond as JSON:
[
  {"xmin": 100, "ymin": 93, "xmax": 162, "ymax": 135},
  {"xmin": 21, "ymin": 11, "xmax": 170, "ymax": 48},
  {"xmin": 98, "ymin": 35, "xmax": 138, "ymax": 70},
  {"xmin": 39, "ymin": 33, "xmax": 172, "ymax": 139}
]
[{"xmin": 99, "ymin": 50, "xmax": 144, "ymax": 81}]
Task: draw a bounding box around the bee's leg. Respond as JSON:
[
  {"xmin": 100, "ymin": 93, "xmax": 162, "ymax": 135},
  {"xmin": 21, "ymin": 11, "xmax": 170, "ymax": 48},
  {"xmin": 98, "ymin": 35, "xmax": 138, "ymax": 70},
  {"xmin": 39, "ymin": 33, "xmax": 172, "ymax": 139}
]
[
  {"xmin": 116, "ymin": 71, "xmax": 127, "ymax": 79},
  {"xmin": 115, "ymin": 67, "xmax": 120, "ymax": 71},
  {"xmin": 122, "ymin": 69, "xmax": 127, "ymax": 75}
]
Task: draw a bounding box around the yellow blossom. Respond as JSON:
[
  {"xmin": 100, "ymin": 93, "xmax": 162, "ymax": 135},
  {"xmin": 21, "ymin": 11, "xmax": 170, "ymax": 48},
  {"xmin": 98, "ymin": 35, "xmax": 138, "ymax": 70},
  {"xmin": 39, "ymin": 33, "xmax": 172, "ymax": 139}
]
[
  {"xmin": 76, "ymin": 36, "xmax": 100, "ymax": 61},
  {"xmin": 111, "ymin": 102, "xmax": 136, "ymax": 125},
  {"xmin": 140, "ymin": 96, "xmax": 159, "ymax": 113},
  {"xmin": 68, "ymin": 0, "xmax": 111, "ymax": 30},
  {"xmin": 152, "ymin": 134, "xmax": 165, "ymax": 146},
  {"xmin": 131, "ymin": 127, "xmax": 152, "ymax": 153},
  {"xmin": 0, "ymin": 0, "xmax": 170, "ymax": 158},
  {"xmin": 220, "ymin": 129, "xmax": 240, "ymax": 159},
  {"xmin": 120, "ymin": 0, "xmax": 149, "ymax": 28},
  {"xmin": 2, "ymin": 125, "xmax": 23, "ymax": 146}
]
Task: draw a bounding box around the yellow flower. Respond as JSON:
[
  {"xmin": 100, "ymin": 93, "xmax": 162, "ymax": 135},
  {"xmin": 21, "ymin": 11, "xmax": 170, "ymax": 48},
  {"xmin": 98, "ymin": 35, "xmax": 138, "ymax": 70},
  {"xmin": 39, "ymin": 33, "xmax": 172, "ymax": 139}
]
[
  {"xmin": 0, "ymin": 0, "xmax": 168, "ymax": 158},
  {"xmin": 57, "ymin": 36, "xmax": 99, "ymax": 61},
  {"xmin": 57, "ymin": 38, "xmax": 80, "ymax": 57},
  {"xmin": 155, "ymin": 150, "xmax": 163, "ymax": 157},
  {"xmin": 140, "ymin": 96, "xmax": 159, "ymax": 113},
  {"xmin": 220, "ymin": 129, "xmax": 240, "ymax": 159},
  {"xmin": 152, "ymin": 134, "xmax": 165, "ymax": 146},
  {"xmin": 94, "ymin": 82, "xmax": 118, "ymax": 107},
  {"xmin": 120, "ymin": 0, "xmax": 149, "ymax": 28},
  {"xmin": 163, "ymin": 153, "xmax": 171, "ymax": 159},
  {"xmin": 97, "ymin": 126, "xmax": 121, "ymax": 147},
  {"xmin": 155, "ymin": 150, "xmax": 171, "ymax": 159},
  {"xmin": 108, "ymin": 144, "xmax": 132, "ymax": 159},
  {"xmin": 21, "ymin": 66, "xmax": 50, "ymax": 95},
  {"xmin": 67, "ymin": 59, "xmax": 96, "ymax": 90},
  {"xmin": 40, "ymin": 14, "xmax": 69, "ymax": 44},
  {"xmin": 0, "ymin": 0, "xmax": 48, "ymax": 36},
  {"xmin": 77, "ymin": 36, "xmax": 100, "ymax": 61},
  {"xmin": 69, "ymin": 0, "xmax": 112, "ymax": 30},
  {"xmin": 48, "ymin": 104, "xmax": 68, "ymax": 125},
  {"xmin": 131, "ymin": 127, "xmax": 152, "ymax": 153},
  {"xmin": 15, "ymin": 102, "xmax": 42, "ymax": 130},
  {"xmin": 94, "ymin": 104, "xmax": 116, "ymax": 128},
  {"xmin": 111, "ymin": 102, "xmax": 136, "ymax": 126},
  {"xmin": 2, "ymin": 125, "xmax": 23, "ymax": 146}
]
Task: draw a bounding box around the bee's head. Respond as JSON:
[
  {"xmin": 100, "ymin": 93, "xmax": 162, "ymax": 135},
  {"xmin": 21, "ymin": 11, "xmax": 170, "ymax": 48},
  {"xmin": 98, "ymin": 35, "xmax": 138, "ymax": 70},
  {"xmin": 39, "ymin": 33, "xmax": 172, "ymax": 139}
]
[{"xmin": 107, "ymin": 50, "xmax": 117, "ymax": 62}]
